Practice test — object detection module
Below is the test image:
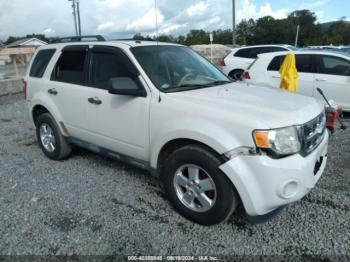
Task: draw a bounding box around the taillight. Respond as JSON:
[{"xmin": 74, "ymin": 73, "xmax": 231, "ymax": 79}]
[
  {"xmin": 243, "ymin": 71, "xmax": 251, "ymax": 80},
  {"xmin": 219, "ymin": 57, "xmax": 226, "ymax": 67},
  {"xmin": 23, "ymin": 80, "xmax": 27, "ymax": 100}
]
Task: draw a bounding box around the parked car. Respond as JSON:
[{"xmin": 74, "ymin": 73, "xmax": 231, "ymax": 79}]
[
  {"xmin": 244, "ymin": 50, "xmax": 350, "ymax": 111},
  {"xmin": 220, "ymin": 44, "xmax": 297, "ymax": 80},
  {"xmin": 24, "ymin": 38, "xmax": 328, "ymax": 225}
]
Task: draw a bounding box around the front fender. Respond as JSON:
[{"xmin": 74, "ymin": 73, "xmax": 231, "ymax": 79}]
[{"xmin": 150, "ymin": 118, "xmax": 243, "ymax": 169}]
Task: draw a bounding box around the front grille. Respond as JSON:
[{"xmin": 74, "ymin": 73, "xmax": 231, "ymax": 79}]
[{"xmin": 299, "ymin": 113, "xmax": 326, "ymax": 157}]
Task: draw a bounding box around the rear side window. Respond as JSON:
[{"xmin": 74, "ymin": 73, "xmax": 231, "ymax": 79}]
[
  {"xmin": 90, "ymin": 47, "xmax": 139, "ymax": 89},
  {"xmin": 267, "ymin": 55, "xmax": 285, "ymax": 71},
  {"xmin": 268, "ymin": 54, "xmax": 313, "ymax": 73},
  {"xmin": 234, "ymin": 48, "xmax": 252, "ymax": 58},
  {"xmin": 52, "ymin": 46, "xmax": 87, "ymax": 85},
  {"xmin": 29, "ymin": 49, "xmax": 56, "ymax": 78}
]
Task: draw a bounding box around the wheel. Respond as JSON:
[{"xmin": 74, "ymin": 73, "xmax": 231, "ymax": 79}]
[
  {"xmin": 229, "ymin": 69, "xmax": 244, "ymax": 81},
  {"xmin": 162, "ymin": 145, "xmax": 238, "ymax": 225},
  {"xmin": 35, "ymin": 113, "xmax": 72, "ymax": 160}
]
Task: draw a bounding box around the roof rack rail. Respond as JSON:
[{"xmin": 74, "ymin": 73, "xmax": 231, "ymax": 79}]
[{"xmin": 51, "ymin": 35, "xmax": 106, "ymax": 43}]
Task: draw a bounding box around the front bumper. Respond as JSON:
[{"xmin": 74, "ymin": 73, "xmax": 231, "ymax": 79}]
[{"xmin": 219, "ymin": 131, "xmax": 329, "ymax": 216}]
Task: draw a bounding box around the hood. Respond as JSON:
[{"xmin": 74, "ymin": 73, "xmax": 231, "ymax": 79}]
[{"xmin": 166, "ymin": 82, "xmax": 323, "ymax": 129}]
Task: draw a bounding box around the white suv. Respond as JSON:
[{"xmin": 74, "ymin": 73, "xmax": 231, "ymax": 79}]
[
  {"xmin": 220, "ymin": 45, "xmax": 296, "ymax": 80},
  {"xmin": 25, "ymin": 38, "xmax": 328, "ymax": 225}
]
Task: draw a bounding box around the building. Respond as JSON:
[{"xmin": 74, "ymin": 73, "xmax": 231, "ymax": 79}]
[{"xmin": 6, "ymin": 37, "xmax": 47, "ymax": 48}]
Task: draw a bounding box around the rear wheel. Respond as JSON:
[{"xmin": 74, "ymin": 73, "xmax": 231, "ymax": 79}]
[
  {"xmin": 162, "ymin": 145, "xmax": 238, "ymax": 225},
  {"xmin": 229, "ymin": 69, "xmax": 244, "ymax": 81},
  {"xmin": 35, "ymin": 113, "xmax": 72, "ymax": 160}
]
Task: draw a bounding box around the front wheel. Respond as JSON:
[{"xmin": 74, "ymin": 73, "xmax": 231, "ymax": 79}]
[{"xmin": 162, "ymin": 145, "xmax": 238, "ymax": 225}]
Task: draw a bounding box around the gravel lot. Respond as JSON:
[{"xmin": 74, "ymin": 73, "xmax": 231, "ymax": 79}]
[{"xmin": 0, "ymin": 94, "xmax": 349, "ymax": 260}]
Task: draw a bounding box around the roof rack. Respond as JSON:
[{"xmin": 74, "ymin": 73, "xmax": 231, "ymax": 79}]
[{"xmin": 51, "ymin": 35, "xmax": 106, "ymax": 43}]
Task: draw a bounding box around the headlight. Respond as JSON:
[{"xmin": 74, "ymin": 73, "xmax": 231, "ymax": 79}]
[{"xmin": 253, "ymin": 126, "xmax": 301, "ymax": 157}]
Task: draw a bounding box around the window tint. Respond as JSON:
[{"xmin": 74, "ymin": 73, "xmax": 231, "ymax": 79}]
[
  {"xmin": 316, "ymin": 55, "xmax": 350, "ymax": 76},
  {"xmin": 30, "ymin": 49, "xmax": 56, "ymax": 78},
  {"xmin": 295, "ymin": 54, "xmax": 313, "ymax": 73},
  {"xmin": 234, "ymin": 48, "xmax": 251, "ymax": 58},
  {"xmin": 267, "ymin": 46, "xmax": 287, "ymax": 52},
  {"xmin": 90, "ymin": 48, "xmax": 137, "ymax": 89},
  {"xmin": 52, "ymin": 49, "xmax": 87, "ymax": 85},
  {"xmin": 267, "ymin": 55, "xmax": 286, "ymax": 71},
  {"xmin": 267, "ymin": 54, "xmax": 313, "ymax": 73}
]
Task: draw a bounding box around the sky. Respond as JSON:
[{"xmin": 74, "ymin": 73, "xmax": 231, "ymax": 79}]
[{"xmin": 0, "ymin": 0, "xmax": 349, "ymax": 41}]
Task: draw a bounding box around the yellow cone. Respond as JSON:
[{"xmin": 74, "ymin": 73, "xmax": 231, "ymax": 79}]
[{"xmin": 279, "ymin": 52, "xmax": 299, "ymax": 93}]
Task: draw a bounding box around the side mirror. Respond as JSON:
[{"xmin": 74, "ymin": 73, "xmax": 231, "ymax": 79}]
[{"xmin": 108, "ymin": 77, "xmax": 147, "ymax": 97}]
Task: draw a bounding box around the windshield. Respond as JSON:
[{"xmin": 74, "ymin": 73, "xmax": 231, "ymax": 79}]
[{"xmin": 131, "ymin": 45, "xmax": 231, "ymax": 93}]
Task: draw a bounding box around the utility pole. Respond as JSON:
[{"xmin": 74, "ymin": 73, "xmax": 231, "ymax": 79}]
[
  {"xmin": 295, "ymin": 25, "xmax": 300, "ymax": 48},
  {"xmin": 76, "ymin": 0, "xmax": 82, "ymax": 36},
  {"xmin": 68, "ymin": 0, "xmax": 81, "ymax": 37},
  {"xmin": 232, "ymin": 0, "xmax": 236, "ymax": 46}
]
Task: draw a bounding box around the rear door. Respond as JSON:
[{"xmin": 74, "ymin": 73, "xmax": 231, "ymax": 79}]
[
  {"xmin": 48, "ymin": 45, "xmax": 90, "ymax": 138},
  {"xmin": 314, "ymin": 54, "xmax": 350, "ymax": 110},
  {"xmin": 84, "ymin": 46, "xmax": 150, "ymax": 161},
  {"xmin": 267, "ymin": 54, "xmax": 315, "ymax": 97}
]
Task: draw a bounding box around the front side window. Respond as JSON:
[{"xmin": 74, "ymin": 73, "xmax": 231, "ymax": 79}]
[
  {"xmin": 52, "ymin": 47, "xmax": 87, "ymax": 85},
  {"xmin": 131, "ymin": 46, "xmax": 230, "ymax": 93},
  {"xmin": 30, "ymin": 49, "xmax": 56, "ymax": 78},
  {"xmin": 90, "ymin": 49, "xmax": 136, "ymax": 89},
  {"xmin": 316, "ymin": 55, "xmax": 350, "ymax": 76}
]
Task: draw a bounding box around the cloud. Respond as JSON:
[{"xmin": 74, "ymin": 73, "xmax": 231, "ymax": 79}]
[
  {"xmin": 97, "ymin": 21, "xmax": 115, "ymax": 32},
  {"xmin": 126, "ymin": 8, "xmax": 164, "ymax": 32},
  {"xmin": 186, "ymin": 2, "xmax": 208, "ymax": 17},
  {"xmin": 236, "ymin": 0, "xmax": 288, "ymax": 22},
  {"xmin": 0, "ymin": 0, "xmax": 298, "ymax": 40},
  {"xmin": 42, "ymin": 28, "xmax": 56, "ymax": 36}
]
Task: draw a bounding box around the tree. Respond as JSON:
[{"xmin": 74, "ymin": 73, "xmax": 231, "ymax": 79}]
[{"xmin": 185, "ymin": 30, "xmax": 209, "ymax": 45}]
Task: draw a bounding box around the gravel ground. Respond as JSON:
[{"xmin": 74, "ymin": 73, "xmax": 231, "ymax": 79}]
[{"xmin": 0, "ymin": 94, "xmax": 349, "ymax": 260}]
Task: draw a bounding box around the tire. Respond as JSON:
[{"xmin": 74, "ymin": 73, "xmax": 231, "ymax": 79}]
[
  {"xmin": 35, "ymin": 113, "xmax": 72, "ymax": 160},
  {"xmin": 162, "ymin": 144, "xmax": 238, "ymax": 225},
  {"xmin": 229, "ymin": 69, "xmax": 244, "ymax": 81}
]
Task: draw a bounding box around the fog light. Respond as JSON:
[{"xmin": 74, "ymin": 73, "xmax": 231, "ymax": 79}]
[{"xmin": 279, "ymin": 180, "xmax": 299, "ymax": 199}]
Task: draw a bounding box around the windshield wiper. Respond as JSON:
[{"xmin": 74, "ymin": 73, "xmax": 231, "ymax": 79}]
[
  {"xmin": 206, "ymin": 80, "xmax": 232, "ymax": 86},
  {"xmin": 163, "ymin": 80, "xmax": 232, "ymax": 93}
]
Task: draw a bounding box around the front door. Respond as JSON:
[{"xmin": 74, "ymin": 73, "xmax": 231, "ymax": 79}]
[
  {"xmin": 84, "ymin": 46, "xmax": 150, "ymax": 161},
  {"xmin": 314, "ymin": 54, "xmax": 350, "ymax": 110}
]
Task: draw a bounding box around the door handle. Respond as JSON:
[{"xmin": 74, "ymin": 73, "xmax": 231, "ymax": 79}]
[
  {"xmin": 272, "ymin": 76, "xmax": 280, "ymax": 79},
  {"xmin": 48, "ymin": 88, "xmax": 58, "ymax": 95},
  {"xmin": 315, "ymin": 78, "xmax": 326, "ymax": 82},
  {"xmin": 88, "ymin": 97, "xmax": 102, "ymax": 105}
]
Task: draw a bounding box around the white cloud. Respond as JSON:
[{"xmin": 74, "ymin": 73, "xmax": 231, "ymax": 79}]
[
  {"xmin": 126, "ymin": 8, "xmax": 164, "ymax": 32},
  {"xmin": 97, "ymin": 21, "xmax": 115, "ymax": 32},
  {"xmin": 0, "ymin": 0, "xmax": 300, "ymax": 40},
  {"xmin": 42, "ymin": 28, "xmax": 56, "ymax": 36},
  {"xmin": 236, "ymin": 0, "xmax": 288, "ymax": 22},
  {"xmin": 186, "ymin": 2, "xmax": 208, "ymax": 17}
]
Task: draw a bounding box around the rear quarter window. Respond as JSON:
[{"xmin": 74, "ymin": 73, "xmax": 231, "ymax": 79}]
[
  {"xmin": 29, "ymin": 49, "xmax": 56, "ymax": 78},
  {"xmin": 267, "ymin": 55, "xmax": 286, "ymax": 71}
]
